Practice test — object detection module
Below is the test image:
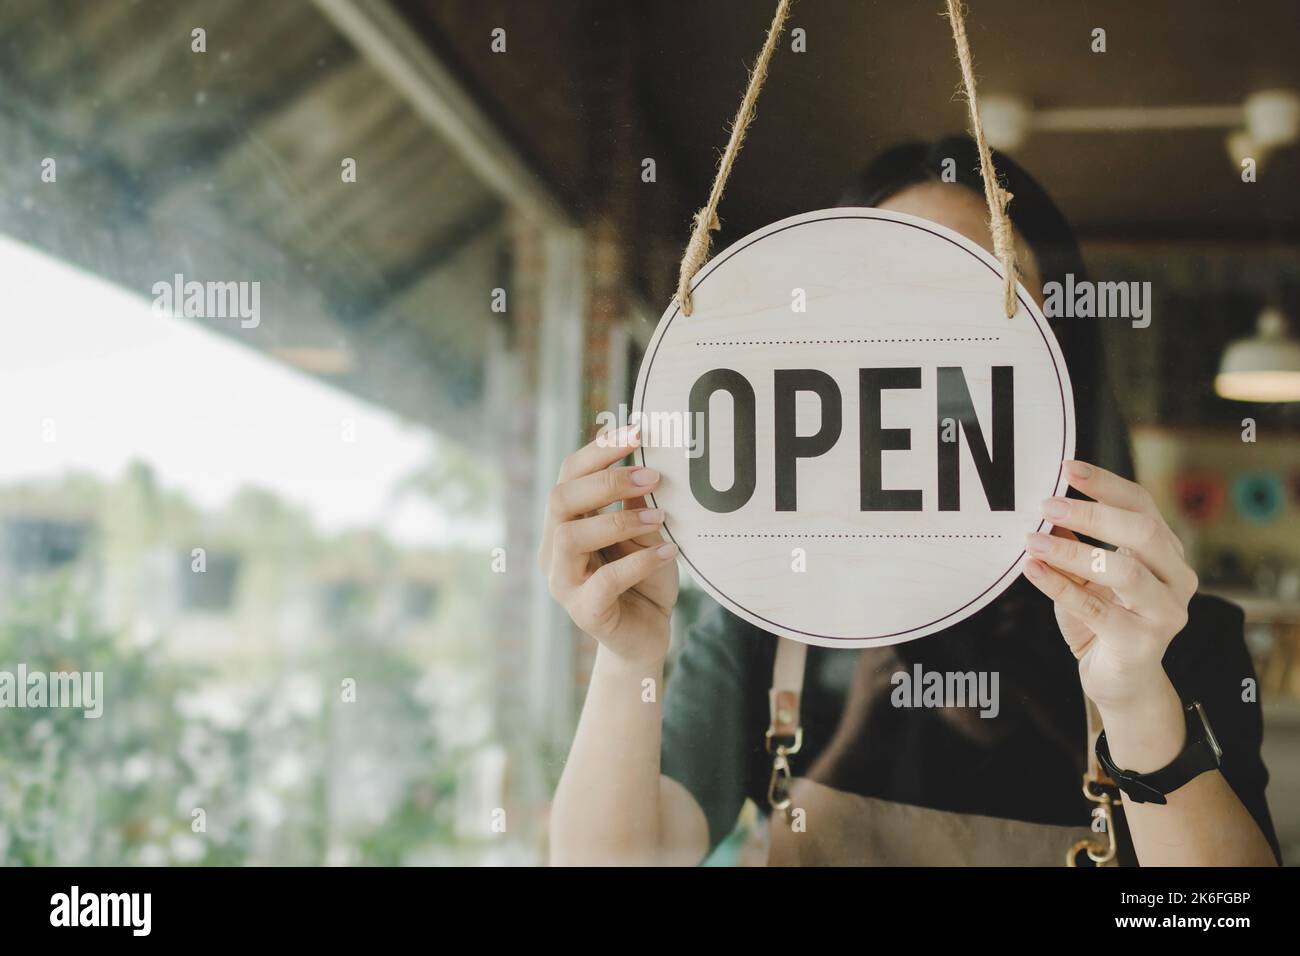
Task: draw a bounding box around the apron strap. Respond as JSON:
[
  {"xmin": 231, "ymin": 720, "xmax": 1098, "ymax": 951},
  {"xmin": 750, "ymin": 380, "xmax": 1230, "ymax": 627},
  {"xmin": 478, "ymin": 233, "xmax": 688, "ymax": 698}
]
[
  {"xmin": 765, "ymin": 638, "xmax": 807, "ymax": 810},
  {"xmin": 767, "ymin": 637, "xmax": 807, "ymax": 745},
  {"xmin": 1084, "ymin": 696, "xmax": 1115, "ymax": 788}
]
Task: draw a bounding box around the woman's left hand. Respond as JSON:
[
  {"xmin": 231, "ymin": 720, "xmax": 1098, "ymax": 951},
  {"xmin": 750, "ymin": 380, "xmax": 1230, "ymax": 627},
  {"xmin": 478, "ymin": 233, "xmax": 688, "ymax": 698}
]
[{"xmin": 1021, "ymin": 459, "xmax": 1199, "ymax": 714}]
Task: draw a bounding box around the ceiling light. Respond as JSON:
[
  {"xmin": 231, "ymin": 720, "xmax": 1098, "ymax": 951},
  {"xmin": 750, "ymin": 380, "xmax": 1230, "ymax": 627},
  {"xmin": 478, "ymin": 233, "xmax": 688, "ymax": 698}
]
[
  {"xmin": 1215, "ymin": 307, "xmax": 1300, "ymax": 402},
  {"xmin": 1243, "ymin": 89, "xmax": 1300, "ymax": 149},
  {"xmin": 979, "ymin": 94, "xmax": 1031, "ymax": 151},
  {"xmin": 1225, "ymin": 128, "xmax": 1264, "ymax": 167}
]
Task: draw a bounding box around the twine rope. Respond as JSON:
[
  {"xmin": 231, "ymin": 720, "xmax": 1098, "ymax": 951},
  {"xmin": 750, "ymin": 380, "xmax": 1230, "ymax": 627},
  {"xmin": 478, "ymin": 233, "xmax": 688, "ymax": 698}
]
[
  {"xmin": 674, "ymin": 0, "xmax": 1020, "ymax": 319},
  {"xmin": 944, "ymin": 0, "xmax": 1019, "ymax": 317},
  {"xmin": 673, "ymin": 0, "xmax": 792, "ymax": 316}
]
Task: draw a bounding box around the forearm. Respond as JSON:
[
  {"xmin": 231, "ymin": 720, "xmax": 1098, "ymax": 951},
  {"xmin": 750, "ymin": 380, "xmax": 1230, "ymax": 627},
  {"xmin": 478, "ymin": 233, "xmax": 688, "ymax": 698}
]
[
  {"xmin": 550, "ymin": 644, "xmax": 668, "ymax": 865},
  {"xmin": 1100, "ymin": 676, "xmax": 1276, "ymax": 867}
]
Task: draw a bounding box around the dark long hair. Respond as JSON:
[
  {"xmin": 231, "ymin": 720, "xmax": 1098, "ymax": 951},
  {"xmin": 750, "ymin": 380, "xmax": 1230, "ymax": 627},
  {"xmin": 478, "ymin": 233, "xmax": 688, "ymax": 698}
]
[{"xmin": 837, "ymin": 135, "xmax": 1134, "ymax": 480}]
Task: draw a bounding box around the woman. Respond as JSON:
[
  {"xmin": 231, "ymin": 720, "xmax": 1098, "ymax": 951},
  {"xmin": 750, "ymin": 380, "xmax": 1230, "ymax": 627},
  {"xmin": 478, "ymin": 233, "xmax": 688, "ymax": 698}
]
[{"xmin": 541, "ymin": 136, "xmax": 1280, "ymax": 866}]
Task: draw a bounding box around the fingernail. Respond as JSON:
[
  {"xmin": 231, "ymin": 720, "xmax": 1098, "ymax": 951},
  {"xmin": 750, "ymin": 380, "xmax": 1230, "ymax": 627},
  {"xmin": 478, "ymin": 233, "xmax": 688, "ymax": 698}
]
[
  {"xmin": 656, "ymin": 543, "xmax": 679, "ymax": 559},
  {"xmin": 1025, "ymin": 532, "xmax": 1053, "ymax": 555},
  {"xmin": 1064, "ymin": 460, "xmax": 1092, "ymax": 480},
  {"xmin": 638, "ymin": 508, "xmax": 665, "ymax": 524},
  {"xmin": 1041, "ymin": 497, "xmax": 1070, "ymax": 520},
  {"xmin": 1023, "ymin": 558, "xmax": 1045, "ymax": 580},
  {"xmin": 631, "ymin": 467, "xmax": 660, "ymax": 486},
  {"xmin": 620, "ymin": 425, "xmax": 641, "ymax": 447}
]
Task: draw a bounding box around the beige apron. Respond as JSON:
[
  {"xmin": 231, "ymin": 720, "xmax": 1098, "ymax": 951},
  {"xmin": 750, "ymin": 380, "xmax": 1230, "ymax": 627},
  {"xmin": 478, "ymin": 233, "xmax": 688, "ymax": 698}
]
[{"xmin": 760, "ymin": 638, "xmax": 1120, "ymax": 867}]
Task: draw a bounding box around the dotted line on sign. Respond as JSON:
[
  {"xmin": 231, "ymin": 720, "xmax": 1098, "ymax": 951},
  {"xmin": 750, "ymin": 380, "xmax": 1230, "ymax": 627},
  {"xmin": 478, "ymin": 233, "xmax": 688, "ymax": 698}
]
[
  {"xmin": 696, "ymin": 533, "xmax": 1004, "ymax": 539},
  {"xmin": 695, "ymin": 337, "xmax": 1001, "ymax": 345}
]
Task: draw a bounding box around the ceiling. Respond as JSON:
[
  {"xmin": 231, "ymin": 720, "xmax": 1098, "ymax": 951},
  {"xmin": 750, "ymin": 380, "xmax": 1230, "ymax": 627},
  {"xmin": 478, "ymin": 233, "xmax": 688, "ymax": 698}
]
[
  {"xmin": 414, "ymin": 0, "xmax": 1300, "ymax": 247},
  {"xmin": 636, "ymin": 0, "xmax": 1300, "ymax": 243}
]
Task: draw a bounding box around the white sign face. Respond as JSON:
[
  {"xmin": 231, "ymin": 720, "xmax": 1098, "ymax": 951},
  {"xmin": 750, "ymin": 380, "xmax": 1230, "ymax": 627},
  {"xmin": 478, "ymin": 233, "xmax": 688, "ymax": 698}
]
[{"xmin": 633, "ymin": 209, "xmax": 1075, "ymax": 648}]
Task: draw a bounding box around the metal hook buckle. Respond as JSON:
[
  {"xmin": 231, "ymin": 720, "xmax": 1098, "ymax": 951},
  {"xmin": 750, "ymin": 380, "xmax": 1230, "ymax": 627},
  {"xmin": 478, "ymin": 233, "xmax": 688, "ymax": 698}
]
[
  {"xmin": 767, "ymin": 748, "xmax": 793, "ymax": 811},
  {"xmin": 764, "ymin": 725, "xmax": 802, "ymax": 755},
  {"xmin": 1067, "ymin": 774, "xmax": 1118, "ymax": 866}
]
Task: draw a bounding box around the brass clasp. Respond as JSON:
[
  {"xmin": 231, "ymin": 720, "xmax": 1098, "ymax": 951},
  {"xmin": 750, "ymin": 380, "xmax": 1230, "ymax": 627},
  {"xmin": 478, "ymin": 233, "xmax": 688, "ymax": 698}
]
[
  {"xmin": 767, "ymin": 748, "xmax": 793, "ymax": 811},
  {"xmin": 1067, "ymin": 775, "xmax": 1118, "ymax": 866}
]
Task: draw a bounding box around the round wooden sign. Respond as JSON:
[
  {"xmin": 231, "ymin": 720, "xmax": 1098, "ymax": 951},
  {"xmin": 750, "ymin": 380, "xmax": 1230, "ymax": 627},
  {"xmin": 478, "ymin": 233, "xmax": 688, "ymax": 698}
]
[{"xmin": 633, "ymin": 209, "xmax": 1075, "ymax": 648}]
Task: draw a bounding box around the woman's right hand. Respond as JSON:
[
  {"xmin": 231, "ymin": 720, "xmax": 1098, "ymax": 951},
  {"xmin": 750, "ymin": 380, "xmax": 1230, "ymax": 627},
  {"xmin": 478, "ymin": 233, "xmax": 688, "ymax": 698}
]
[{"xmin": 538, "ymin": 427, "xmax": 680, "ymax": 665}]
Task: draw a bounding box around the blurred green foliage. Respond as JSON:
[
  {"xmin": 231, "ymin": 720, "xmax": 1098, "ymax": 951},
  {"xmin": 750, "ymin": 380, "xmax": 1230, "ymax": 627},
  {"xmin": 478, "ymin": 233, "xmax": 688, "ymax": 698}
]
[{"xmin": 0, "ymin": 459, "xmax": 498, "ymax": 865}]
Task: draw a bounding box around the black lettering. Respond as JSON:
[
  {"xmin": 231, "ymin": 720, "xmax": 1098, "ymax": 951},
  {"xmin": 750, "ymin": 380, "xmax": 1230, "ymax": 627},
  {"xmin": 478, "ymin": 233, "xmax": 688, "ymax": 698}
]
[
  {"xmin": 859, "ymin": 367, "xmax": 922, "ymax": 511},
  {"xmin": 774, "ymin": 369, "xmax": 842, "ymax": 511},
  {"xmin": 688, "ymin": 368, "xmax": 757, "ymax": 512},
  {"xmin": 936, "ymin": 366, "xmax": 1015, "ymax": 511}
]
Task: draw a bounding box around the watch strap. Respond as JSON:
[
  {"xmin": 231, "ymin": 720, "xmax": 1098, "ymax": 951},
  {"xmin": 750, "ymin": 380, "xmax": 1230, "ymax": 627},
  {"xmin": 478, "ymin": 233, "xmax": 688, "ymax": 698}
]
[{"xmin": 1095, "ymin": 701, "xmax": 1221, "ymax": 805}]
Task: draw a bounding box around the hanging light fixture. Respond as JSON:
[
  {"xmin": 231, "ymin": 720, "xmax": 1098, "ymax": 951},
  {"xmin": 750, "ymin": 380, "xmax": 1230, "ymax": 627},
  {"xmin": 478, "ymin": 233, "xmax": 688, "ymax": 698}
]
[{"xmin": 1215, "ymin": 306, "xmax": 1300, "ymax": 402}]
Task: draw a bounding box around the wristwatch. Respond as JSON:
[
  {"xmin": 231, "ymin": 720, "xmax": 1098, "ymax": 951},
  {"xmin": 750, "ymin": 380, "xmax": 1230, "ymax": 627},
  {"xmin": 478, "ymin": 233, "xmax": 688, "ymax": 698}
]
[{"xmin": 1094, "ymin": 701, "xmax": 1223, "ymax": 805}]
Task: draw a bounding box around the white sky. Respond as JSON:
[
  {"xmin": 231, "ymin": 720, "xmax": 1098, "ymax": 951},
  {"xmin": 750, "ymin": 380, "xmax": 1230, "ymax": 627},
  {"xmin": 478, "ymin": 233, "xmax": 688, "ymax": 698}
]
[{"xmin": 0, "ymin": 234, "xmax": 494, "ymax": 546}]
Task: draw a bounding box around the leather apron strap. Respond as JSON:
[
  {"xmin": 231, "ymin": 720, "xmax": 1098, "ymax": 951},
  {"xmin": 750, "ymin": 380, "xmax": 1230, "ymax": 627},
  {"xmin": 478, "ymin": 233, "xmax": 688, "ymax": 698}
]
[
  {"xmin": 765, "ymin": 638, "xmax": 807, "ymax": 810},
  {"xmin": 769, "ymin": 637, "xmax": 807, "ymax": 740},
  {"xmin": 1085, "ymin": 696, "xmax": 1113, "ymax": 787}
]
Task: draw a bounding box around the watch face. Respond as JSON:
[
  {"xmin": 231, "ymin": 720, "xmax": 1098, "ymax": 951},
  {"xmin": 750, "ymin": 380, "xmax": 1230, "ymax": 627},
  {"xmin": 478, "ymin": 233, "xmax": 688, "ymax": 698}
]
[{"xmin": 1192, "ymin": 701, "xmax": 1223, "ymax": 761}]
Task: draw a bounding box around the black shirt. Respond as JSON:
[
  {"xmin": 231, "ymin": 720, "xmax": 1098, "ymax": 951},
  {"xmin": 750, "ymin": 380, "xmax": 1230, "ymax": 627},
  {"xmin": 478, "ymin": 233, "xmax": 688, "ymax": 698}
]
[{"xmin": 660, "ymin": 578, "xmax": 1281, "ymax": 864}]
